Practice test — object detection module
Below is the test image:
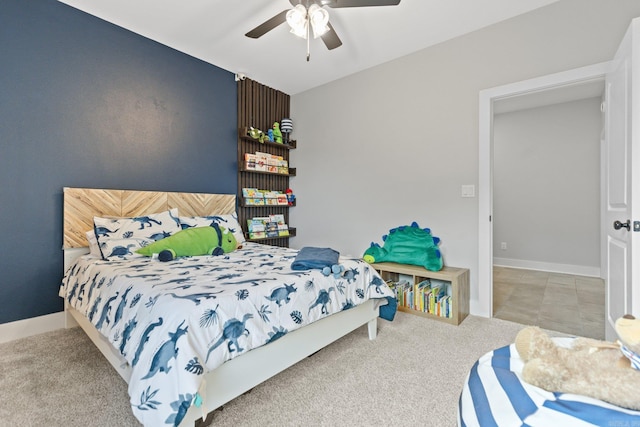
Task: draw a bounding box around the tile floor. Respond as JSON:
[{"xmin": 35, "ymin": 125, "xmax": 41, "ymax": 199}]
[{"xmin": 493, "ymin": 266, "xmax": 605, "ymax": 339}]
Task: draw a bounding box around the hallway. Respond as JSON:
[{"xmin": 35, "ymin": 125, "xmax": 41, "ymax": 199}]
[{"xmin": 493, "ymin": 266, "xmax": 605, "ymax": 339}]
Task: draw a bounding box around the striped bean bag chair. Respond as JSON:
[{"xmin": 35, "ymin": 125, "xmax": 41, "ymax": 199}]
[{"xmin": 458, "ymin": 338, "xmax": 640, "ymax": 426}]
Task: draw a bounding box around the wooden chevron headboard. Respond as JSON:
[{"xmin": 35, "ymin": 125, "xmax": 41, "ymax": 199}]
[{"xmin": 62, "ymin": 187, "xmax": 236, "ymax": 249}]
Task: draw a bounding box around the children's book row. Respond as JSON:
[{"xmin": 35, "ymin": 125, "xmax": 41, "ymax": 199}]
[
  {"xmin": 242, "ymin": 188, "xmax": 294, "ymax": 206},
  {"xmin": 244, "ymin": 152, "xmax": 288, "ymax": 174},
  {"xmin": 247, "ymin": 214, "xmax": 289, "ymax": 239},
  {"xmin": 387, "ymin": 278, "xmax": 453, "ymax": 318}
]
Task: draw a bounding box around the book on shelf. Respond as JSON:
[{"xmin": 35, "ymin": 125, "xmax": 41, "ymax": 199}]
[
  {"xmin": 247, "ymin": 217, "xmax": 266, "ymax": 239},
  {"xmin": 245, "ymin": 198, "xmax": 265, "ymax": 206},
  {"xmin": 247, "ymin": 218, "xmax": 267, "ymax": 232},
  {"xmin": 247, "ymin": 215, "xmax": 290, "ymax": 239},
  {"xmin": 244, "ymin": 154, "xmax": 257, "ymax": 171},
  {"xmin": 243, "ymin": 188, "xmax": 291, "ymax": 206},
  {"xmin": 269, "ymin": 214, "xmax": 285, "ymax": 225},
  {"xmin": 255, "ymin": 152, "xmax": 268, "ymax": 171},
  {"xmin": 390, "ymin": 277, "xmax": 452, "ymax": 318},
  {"xmin": 249, "ymin": 231, "xmax": 266, "ymax": 239},
  {"xmin": 244, "ymin": 152, "xmax": 288, "ymax": 174},
  {"xmin": 277, "ymin": 159, "xmax": 289, "ymax": 174},
  {"xmin": 242, "ymin": 187, "xmax": 263, "ymax": 198},
  {"xmin": 265, "ymin": 221, "xmax": 279, "ymax": 237},
  {"xmin": 278, "ymin": 225, "xmax": 290, "ymax": 237},
  {"xmin": 266, "ymin": 157, "xmax": 278, "ymax": 173}
]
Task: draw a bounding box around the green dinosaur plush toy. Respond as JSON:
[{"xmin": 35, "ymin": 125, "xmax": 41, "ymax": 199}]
[
  {"xmin": 136, "ymin": 224, "xmax": 238, "ymax": 261},
  {"xmin": 362, "ymin": 222, "xmax": 443, "ymax": 271},
  {"xmin": 272, "ymin": 122, "xmax": 283, "ymax": 143},
  {"xmin": 248, "ymin": 126, "xmax": 268, "ymax": 143}
]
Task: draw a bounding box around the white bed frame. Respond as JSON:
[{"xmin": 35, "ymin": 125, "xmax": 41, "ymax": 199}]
[{"xmin": 62, "ymin": 187, "xmax": 381, "ymax": 426}]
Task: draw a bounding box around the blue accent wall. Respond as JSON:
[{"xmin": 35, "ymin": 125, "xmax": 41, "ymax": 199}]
[{"xmin": 0, "ymin": 0, "xmax": 237, "ymax": 324}]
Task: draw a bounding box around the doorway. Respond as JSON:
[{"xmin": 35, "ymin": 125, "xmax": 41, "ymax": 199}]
[
  {"xmin": 491, "ymin": 97, "xmax": 604, "ymax": 338},
  {"xmin": 477, "ymin": 61, "xmax": 611, "ymax": 323}
]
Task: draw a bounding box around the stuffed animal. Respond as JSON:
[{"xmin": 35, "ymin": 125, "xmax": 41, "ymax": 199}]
[
  {"xmin": 514, "ymin": 315, "xmax": 640, "ymax": 410},
  {"xmin": 362, "ymin": 222, "xmax": 443, "ymax": 271},
  {"xmin": 322, "ymin": 264, "xmax": 345, "ymax": 279},
  {"xmin": 136, "ymin": 224, "xmax": 238, "ymax": 262},
  {"xmin": 248, "ymin": 126, "xmax": 267, "ymax": 143},
  {"xmin": 616, "ymin": 314, "xmax": 640, "ymax": 369},
  {"xmin": 272, "ymin": 122, "xmax": 283, "ymax": 143}
]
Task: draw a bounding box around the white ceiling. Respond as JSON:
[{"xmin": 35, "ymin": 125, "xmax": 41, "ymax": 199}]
[{"xmin": 58, "ymin": 0, "xmax": 560, "ymax": 95}]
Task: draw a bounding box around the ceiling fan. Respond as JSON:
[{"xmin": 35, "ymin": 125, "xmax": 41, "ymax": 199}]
[{"xmin": 245, "ymin": 0, "xmax": 401, "ymax": 61}]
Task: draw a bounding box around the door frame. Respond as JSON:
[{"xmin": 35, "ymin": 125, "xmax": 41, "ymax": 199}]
[{"xmin": 477, "ymin": 61, "xmax": 611, "ymax": 318}]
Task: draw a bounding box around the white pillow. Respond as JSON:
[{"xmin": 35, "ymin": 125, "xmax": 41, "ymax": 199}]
[
  {"xmin": 85, "ymin": 230, "xmax": 101, "ymax": 258},
  {"xmin": 179, "ymin": 213, "xmax": 246, "ymax": 245},
  {"xmin": 94, "ymin": 208, "xmax": 181, "ymax": 260}
]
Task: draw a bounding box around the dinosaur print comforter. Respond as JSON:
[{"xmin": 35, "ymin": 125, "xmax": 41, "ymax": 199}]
[{"xmin": 59, "ymin": 242, "xmax": 394, "ymax": 427}]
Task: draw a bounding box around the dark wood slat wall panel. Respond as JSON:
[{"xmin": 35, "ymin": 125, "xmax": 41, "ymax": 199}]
[{"xmin": 237, "ymin": 79, "xmax": 291, "ymax": 247}]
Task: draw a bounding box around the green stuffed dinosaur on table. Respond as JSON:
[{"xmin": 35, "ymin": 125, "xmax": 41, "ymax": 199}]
[{"xmin": 136, "ymin": 223, "xmax": 238, "ymax": 261}]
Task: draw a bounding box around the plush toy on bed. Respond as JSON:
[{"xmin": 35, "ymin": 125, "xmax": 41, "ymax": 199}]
[
  {"xmin": 136, "ymin": 224, "xmax": 238, "ymax": 262},
  {"xmin": 322, "ymin": 264, "xmax": 345, "ymax": 279},
  {"xmin": 362, "ymin": 222, "xmax": 443, "ymax": 271},
  {"xmin": 515, "ymin": 315, "xmax": 640, "ymax": 411}
]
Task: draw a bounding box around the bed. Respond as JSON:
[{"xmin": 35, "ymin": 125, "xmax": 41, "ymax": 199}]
[
  {"xmin": 59, "ymin": 187, "xmax": 395, "ymax": 427},
  {"xmin": 458, "ymin": 338, "xmax": 640, "ymax": 426}
]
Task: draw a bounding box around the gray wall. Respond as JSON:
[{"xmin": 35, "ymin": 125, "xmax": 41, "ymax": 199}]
[
  {"xmin": 493, "ymin": 98, "xmax": 602, "ymax": 272},
  {"xmin": 0, "ymin": 0, "xmax": 237, "ymax": 324},
  {"xmin": 289, "ymin": 0, "xmax": 640, "ymax": 313}
]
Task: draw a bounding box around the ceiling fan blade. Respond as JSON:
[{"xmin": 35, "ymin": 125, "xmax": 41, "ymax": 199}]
[
  {"xmin": 325, "ymin": 0, "xmax": 401, "ymax": 7},
  {"xmin": 321, "ymin": 22, "xmax": 342, "ymax": 50},
  {"xmin": 245, "ymin": 10, "xmax": 288, "ymax": 39},
  {"xmin": 289, "ymin": 0, "xmax": 400, "ymax": 7}
]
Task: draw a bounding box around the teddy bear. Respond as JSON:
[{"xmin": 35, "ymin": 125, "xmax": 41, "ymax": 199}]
[{"xmin": 514, "ymin": 314, "xmax": 640, "ymax": 411}]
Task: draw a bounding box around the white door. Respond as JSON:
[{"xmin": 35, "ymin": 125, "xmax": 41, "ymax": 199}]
[{"xmin": 604, "ymin": 17, "xmax": 640, "ymax": 340}]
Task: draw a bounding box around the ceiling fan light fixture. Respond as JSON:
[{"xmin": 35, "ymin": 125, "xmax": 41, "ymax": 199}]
[
  {"xmin": 286, "ymin": 4, "xmax": 308, "ymax": 39},
  {"xmin": 308, "ymin": 4, "xmax": 330, "ymax": 38}
]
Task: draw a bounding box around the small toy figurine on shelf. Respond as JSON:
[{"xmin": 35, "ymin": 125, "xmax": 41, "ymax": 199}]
[
  {"xmin": 267, "ymin": 128, "xmax": 274, "ymax": 142},
  {"xmin": 248, "ymin": 126, "xmax": 267, "ymax": 143},
  {"xmin": 286, "ymin": 188, "xmax": 295, "ymax": 206},
  {"xmin": 272, "ymin": 122, "xmax": 283, "ymax": 143}
]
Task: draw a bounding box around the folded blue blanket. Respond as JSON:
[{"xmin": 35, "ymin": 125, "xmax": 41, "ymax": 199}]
[{"xmin": 291, "ymin": 246, "xmax": 340, "ymax": 271}]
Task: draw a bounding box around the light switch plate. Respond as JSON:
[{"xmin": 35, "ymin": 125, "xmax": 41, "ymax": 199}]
[{"xmin": 461, "ymin": 185, "xmax": 475, "ymax": 198}]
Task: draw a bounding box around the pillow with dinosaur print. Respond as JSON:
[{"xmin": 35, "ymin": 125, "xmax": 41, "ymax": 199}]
[
  {"xmin": 179, "ymin": 213, "xmax": 246, "ymax": 245},
  {"xmin": 94, "ymin": 208, "xmax": 181, "ymax": 260}
]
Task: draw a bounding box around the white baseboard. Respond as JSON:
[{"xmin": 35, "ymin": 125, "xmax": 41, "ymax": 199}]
[
  {"xmin": 469, "ymin": 298, "xmax": 488, "ymax": 318},
  {"xmin": 0, "ymin": 311, "xmax": 66, "ymax": 344},
  {"xmin": 493, "ymin": 257, "xmax": 601, "ymax": 278}
]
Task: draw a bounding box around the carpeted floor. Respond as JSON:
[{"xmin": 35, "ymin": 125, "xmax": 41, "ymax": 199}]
[{"xmin": 0, "ymin": 312, "xmax": 531, "ymax": 427}]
